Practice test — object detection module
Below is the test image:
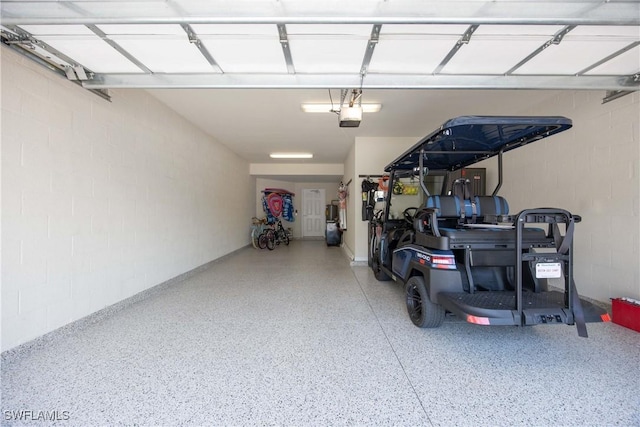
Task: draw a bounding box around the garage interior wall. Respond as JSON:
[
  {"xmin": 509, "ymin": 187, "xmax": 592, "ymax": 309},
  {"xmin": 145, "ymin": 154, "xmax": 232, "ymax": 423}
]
[
  {"xmin": 480, "ymin": 91, "xmax": 640, "ymax": 302},
  {"xmin": 255, "ymin": 177, "xmax": 340, "ymax": 239},
  {"xmin": 1, "ymin": 47, "xmax": 253, "ymax": 351},
  {"xmin": 341, "ymin": 142, "xmax": 356, "ymax": 259},
  {"xmin": 347, "ymin": 137, "xmax": 418, "ymax": 263}
]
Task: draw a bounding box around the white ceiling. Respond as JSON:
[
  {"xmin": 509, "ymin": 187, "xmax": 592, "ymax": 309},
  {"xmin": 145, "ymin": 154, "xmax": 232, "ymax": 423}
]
[
  {"xmin": 145, "ymin": 88, "xmax": 560, "ymax": 164},
  {"xmin": 1, "ymin": 1, "xmax": 639, "ymax": 178}
]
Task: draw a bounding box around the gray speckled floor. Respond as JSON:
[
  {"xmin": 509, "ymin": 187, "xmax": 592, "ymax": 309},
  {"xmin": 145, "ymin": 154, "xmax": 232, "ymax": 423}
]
[{"xmin": 2, "ymin": 241, "xmax": 639, "ymax": 426}]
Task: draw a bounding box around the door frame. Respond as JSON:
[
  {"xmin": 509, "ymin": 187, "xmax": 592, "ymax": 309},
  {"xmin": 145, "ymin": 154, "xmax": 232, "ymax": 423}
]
[{"xmin": 301, "ymin": 188, "xmax": 326, "ymax": 238}]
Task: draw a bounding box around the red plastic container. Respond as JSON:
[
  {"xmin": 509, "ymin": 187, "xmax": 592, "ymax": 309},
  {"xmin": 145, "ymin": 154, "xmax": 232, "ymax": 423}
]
[{"xmin": 612, "ymin": 298, "xmax": 640, "ymax": 333}]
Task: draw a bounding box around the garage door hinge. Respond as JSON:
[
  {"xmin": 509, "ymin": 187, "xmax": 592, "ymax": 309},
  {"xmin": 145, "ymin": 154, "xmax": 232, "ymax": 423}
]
[{"xmin": 64, "ymin": 65, "xmax": 93, "ymax": 81}]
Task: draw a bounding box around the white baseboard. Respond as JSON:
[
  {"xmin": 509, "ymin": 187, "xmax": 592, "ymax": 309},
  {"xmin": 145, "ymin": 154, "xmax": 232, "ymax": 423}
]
[
  {"xmin": 341, "ymin": 244, "xmax": 354, "ymax": 261},
  {"xmin": 341, "ymin": 245, "xmax": 368, "ymax": 266}
]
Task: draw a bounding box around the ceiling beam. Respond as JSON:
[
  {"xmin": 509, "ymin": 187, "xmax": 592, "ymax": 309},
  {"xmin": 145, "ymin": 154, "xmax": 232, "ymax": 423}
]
[
  {"xmin": 577, "ymin": 41, "xmax": 640, "ymax": 75},
  {"xmin": 434, "ymin": 24, "xmax": 478, "ymax": 75},
  {"xmin": 86, "ymin": 24, "xmax": 153, "ymax": 74},
  {"xmin": 1, "ymin": 28, "xmax": 111, "ymax": 100},
  {"xmin": 3, "ymin": 25, "xmax": 95, "ymax": 78},
  {"xmin": 506, "ymin": 25, "xmax": 576, "ymax": 75},
  {"xmin": 2, "ymin": 1, "xmax": 639, "ymax": 26},
  {"xmin": 360, "ymin": 24, "xmax": 382, "ymax": 77},
  {"xmin": 81, "ymin": 72, "xmax": 640, "ymax": 91},
  {"xmin": 277, "ymin": 24, "xmax": 295, "ymax": 74},
  {"xmin": 180, "ymin": 24, "xmax": 223, "ymax": 72}
]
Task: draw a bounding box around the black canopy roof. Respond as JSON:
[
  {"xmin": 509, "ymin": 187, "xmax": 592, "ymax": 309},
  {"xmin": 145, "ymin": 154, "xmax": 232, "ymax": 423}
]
[{"xmin": 385, "ymin": 116, "xmax": 572, "ymax": 173}]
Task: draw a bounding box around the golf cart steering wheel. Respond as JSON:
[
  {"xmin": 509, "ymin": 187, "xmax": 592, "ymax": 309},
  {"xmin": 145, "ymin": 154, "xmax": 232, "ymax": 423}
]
[{"xmin": 403, "ymin": 207, "xmax": 418, "ymax": 225}]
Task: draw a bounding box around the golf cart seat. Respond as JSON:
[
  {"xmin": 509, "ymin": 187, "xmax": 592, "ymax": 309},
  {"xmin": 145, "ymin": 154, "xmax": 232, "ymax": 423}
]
[
  {"xmin": 420, "ymin": 194, "xmax": 551, "ymax": 250},
  {"xmin": 424, "ymin": 194, "xmax": 509, "ymax": 224}
]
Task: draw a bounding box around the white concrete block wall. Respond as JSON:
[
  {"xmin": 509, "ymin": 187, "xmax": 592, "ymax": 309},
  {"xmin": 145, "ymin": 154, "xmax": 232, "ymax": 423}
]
[
  {"xmin": 481, "ymin": 91, "xmax": 640, "ymax": 302},
  {"xmin": 1, "ymin": 48, "xmax": 252, "ymax": 351}
]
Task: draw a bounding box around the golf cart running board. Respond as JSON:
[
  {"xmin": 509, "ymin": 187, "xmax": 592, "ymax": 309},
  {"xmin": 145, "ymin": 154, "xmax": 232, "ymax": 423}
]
[{"xmin": 438, "ymin": 291, "xmax": 611, "ymax": 326}]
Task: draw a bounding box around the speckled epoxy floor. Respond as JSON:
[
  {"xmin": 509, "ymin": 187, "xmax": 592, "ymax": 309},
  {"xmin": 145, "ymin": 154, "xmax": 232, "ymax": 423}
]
[{"xmin": 2, "ymin": 241, "xmax": 639, "ymax": 426}]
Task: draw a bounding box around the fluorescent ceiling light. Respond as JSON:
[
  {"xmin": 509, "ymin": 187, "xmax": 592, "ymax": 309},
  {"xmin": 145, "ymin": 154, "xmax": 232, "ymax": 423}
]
[
  {"xmin": 301, "ymin": 103, "xmax": 382, "ymax": 113},
  {"xmin": 270, "ymin": 153, "xmax": 314, "ymax": 159}
]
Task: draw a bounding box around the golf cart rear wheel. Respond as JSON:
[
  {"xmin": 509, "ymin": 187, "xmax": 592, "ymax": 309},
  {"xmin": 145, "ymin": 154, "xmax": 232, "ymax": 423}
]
[{"xmin": 405, "ymin": 276, "xmax": 444, "ymax": 328}]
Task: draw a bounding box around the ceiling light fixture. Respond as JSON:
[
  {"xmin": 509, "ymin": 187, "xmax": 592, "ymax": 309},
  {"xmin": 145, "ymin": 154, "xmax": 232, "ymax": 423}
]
[
  {"xmin": 301, "ymin": 103, "xmax": 382, "ymax": 113},
  {"xmin": 269, "ymin": 153, "xmax": 313, "ymax": 159}
]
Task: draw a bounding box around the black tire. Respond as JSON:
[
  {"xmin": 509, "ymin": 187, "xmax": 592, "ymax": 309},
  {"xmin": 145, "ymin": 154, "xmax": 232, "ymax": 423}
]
[
  {"xmin": 283, "ymin": 233, "xmax": 290, "ymax": 246},
  {"xmin": 258, "ymin": 232, "xmax": 268, "ymax": 249},
  {"xmin": 405, "ymin": 275, "xmax": 445, "ymax": 328},
  {"xmin": 266, "ymin": 230, "xmax": 275, "ymax": 250},
  {"xmin": 372, "ymin": 249, "xmax": 391, "ymax": 281}
]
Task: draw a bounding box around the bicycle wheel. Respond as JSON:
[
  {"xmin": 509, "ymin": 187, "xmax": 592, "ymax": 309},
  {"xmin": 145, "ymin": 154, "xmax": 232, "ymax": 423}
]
[
  {"xmin": 266, "ymin": 230, "xmax": 275, "ymax": 250},
  {"xmin": 251, "ymin": 227, "xmax": 260, "ymax": 249},
  {"xmin": 258, "ymin": 232, "xmax": 268, "ymax": 249},
  {"xmin": 276, "ymin": 222, "xmax": 290, "ymax": 246}
]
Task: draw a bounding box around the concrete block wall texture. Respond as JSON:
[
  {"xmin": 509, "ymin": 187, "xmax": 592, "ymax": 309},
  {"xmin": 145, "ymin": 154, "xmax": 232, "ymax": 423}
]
[
  {"xmin": 1, "ymin": 48, "xmax": 252, "ymax": 351},
  {"xmin": 482, "ymin": 91, "xmax": 640, "ymax": 302}
]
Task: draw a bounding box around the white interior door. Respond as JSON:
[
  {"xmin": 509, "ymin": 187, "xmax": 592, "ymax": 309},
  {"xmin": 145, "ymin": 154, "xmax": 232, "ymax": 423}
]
[{"xmin": 302, "ymin": 189, "xmax": 325, "ymax": 238}]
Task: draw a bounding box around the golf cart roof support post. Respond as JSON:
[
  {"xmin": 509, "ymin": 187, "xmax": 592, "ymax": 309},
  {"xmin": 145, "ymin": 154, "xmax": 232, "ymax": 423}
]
[
  {"xmin": 516, "ymin": 211, "xmax": 525, "ymax": 326},
  {"xmin": 442, "ymin": 174, "xmax": 451, "ymax": 196},
  {"xmin": 419, "ymin": 148, "xmax": 431, "ymax": 197},
  {"xmin": 491, "ymin": 150, "xmax": 504, "ymax": 196},
  {"xmin": 384, "ymin": 171, "xmax": 397, "ymax": 221}
]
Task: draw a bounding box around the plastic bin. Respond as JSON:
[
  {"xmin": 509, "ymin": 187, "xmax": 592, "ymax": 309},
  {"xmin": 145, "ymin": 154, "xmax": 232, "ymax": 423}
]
[{"xmin": 612, "ymin": 298, "xmax": 640, "ymax": 333}]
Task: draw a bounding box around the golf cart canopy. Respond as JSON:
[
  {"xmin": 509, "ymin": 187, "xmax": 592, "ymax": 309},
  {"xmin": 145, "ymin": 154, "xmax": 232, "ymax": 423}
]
[{"xmin": 385, "ymin": 116, "xmax": 572, "ymax": 173}]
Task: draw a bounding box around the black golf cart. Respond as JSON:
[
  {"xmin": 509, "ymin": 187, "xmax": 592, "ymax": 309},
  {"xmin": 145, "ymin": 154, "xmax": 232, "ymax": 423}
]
[{"xmin": 368, "ymin": 116, "xmax": 610, "ymax": 337}]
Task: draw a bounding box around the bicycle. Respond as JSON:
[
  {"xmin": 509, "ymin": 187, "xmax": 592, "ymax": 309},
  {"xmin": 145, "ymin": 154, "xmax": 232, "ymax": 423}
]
[
  {"xmin": 273, "ymin": 219, "xmax": 290, "ymax": 247},
  {"xmin": 250, "ymin": 217, "xmax": 268, "ymax": 249},
  {"xmin": 259, "ymin": 219, "xmax": 290, "ymax": 250}
]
